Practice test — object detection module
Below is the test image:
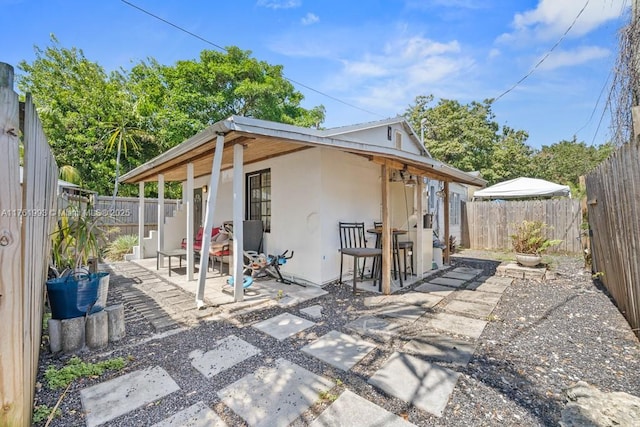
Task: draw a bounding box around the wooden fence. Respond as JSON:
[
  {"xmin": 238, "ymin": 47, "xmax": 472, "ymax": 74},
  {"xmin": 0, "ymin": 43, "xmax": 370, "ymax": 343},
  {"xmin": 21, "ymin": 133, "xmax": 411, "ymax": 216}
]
[
  {"xmin": 585, "ymin": 139, "xmax": 640, "ymax": 337},
  {"xmin": 0, "ymin": 64, "xmax": 58, "ymax": 426},
  {"xmin": 462, "ymin": 199, "xmax": 582, "ymax": 253},
  {"xmin": 93, "ymin": 196, "xmax": 180, "ymax": 240}
]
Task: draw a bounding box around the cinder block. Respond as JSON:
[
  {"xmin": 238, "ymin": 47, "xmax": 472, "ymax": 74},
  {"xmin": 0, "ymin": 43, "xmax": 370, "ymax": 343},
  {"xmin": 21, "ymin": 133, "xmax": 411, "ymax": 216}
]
[
  {"xmin": 48, "ymin": 319, "xmax": 62, "ymax": 353},
  {"xmin": 86, "ymin": 311, "xmax": 109, "ymax": 349},
  {"xmin": 105, "ymin": 304, "xmax": 126, "ymax": 342},
  {"xmin": 61, "ymin": 316, "xmax": 85, "ymax": 353}
]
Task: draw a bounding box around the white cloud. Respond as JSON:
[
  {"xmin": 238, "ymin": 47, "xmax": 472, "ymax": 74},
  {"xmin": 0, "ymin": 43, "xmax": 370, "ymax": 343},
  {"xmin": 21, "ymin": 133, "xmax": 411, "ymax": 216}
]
[
  {"xmin": 488, "ymin": 48, "xmax": 501, "ymax": 59},
  {"xmin": 537, "ymin": 45, "xmax": 610, "ymax": 70},
  {"xmin": 301, "ymin": 12, "xmax": 319, "ymax": 25},
  {"xmin": 501, "ymin": 0, "xmax": 627, "ymax": 42},
  {"xmin": 257, "ymin": 0, "xmax": 301, "ymax": 10}
]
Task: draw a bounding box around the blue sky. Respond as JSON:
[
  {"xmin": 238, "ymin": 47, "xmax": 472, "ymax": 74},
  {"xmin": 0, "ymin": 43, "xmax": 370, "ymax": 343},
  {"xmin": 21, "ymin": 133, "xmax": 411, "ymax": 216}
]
[{"xmin": 1, "ymin": 0, "xmax": 629, "ymax": 148}]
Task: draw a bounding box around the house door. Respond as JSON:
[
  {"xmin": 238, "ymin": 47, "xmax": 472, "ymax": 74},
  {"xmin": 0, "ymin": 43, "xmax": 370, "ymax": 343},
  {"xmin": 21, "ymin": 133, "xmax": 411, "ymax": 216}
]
[{"xmin": 194, "ymin": 188, "xmax": 203, "ymax": 233}]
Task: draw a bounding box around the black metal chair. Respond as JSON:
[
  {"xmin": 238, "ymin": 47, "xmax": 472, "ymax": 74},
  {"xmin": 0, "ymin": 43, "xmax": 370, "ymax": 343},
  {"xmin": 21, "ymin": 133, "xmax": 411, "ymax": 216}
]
[{"xmin": 338, "ymin": 222, "xmax": 382, "ymax": 293}]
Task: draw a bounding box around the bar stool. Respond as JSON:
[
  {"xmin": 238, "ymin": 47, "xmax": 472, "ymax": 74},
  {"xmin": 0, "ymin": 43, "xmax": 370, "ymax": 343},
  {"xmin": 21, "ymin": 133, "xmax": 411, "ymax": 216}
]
[
  {"xmin": 397, "ymin": 240, "xmax": 414, "ymax": 280},
  {"xmin": 373, "ymin": 222, "xmax": 411, "ymax": 284}
]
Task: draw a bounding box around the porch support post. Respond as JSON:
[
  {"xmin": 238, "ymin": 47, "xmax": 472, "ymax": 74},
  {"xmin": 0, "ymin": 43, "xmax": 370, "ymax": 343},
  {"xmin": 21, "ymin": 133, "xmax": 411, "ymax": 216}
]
[
  {"xmin": 196, "ymin": 133, "xmax": 225, "ymax": 306},
  {"xmin": 381, "ymin": 163, "xmax": 391, "ymax": 295},
  {"xmin": 186, "ymin": 163, "xmax": 194, "ymax": 281},
  {"xmin": 138, "ymin": 182, "xmax": 145, "ymax": 259},
  {"xmin": 443, "ymin": 180, "xmax": 450, "ymax": 265},
  {"xmin": 416, "ymin": 176, "xmax": 425, "ymax": 277},
  {"xmin": 232, "ymin": 142, "xmax": 244, "ymax": 302},
  {"xmin": 157, "ymin": 174, "xmax": 165, "ymax": 266}
]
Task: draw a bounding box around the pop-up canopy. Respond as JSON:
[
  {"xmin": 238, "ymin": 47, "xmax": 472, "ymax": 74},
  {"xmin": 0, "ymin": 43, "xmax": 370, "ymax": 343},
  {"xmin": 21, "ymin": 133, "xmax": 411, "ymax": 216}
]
[{"xmin": 473, "ymin": 177, "xmax": 571, "ymax": 199}]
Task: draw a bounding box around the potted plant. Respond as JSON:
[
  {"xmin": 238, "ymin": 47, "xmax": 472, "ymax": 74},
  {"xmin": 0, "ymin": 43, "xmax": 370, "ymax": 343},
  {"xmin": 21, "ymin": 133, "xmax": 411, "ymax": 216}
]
[
  {"xmin": 510, "ymin": 220, "xmax": 562, "ymax": 267},
  {"xmin": 47, "ymin": 194, "xmax": 110, "ymax": 320}
]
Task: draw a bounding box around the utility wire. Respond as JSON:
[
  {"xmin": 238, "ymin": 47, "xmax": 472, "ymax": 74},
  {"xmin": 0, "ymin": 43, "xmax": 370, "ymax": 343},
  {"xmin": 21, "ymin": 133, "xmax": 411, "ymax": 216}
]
[
  {"xmin": 119, "ymin": 0, "xmax": 386, "ymax": 118},
  {"xmin": 574, "ymin": 70, "xmax": 612, "ymax": 136},
  {"xmin": 494, "ymin": 0, "xmax": 591, "ymax": 102}
]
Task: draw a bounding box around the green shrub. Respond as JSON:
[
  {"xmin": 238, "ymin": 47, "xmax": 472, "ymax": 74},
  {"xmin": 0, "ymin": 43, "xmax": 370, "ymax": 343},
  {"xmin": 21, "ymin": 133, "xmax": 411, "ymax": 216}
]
[
  {"xmin": 104, "ymin": 234, "xmax": 138, "ymax": 261},
  {"xmin": 44, "ymin": 356, "xmax": 126, "ymax": 389},
  {"xmin": 510, "ymin": 220, "xmax": 562, "ymax": 255},
  {"xmin": 33, "ymin": 405, "xmax": 61, "ymax": 424}
]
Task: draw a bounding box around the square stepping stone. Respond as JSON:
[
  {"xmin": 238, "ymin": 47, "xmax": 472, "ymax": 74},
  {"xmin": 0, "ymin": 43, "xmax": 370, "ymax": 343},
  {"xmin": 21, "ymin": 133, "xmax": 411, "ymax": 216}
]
[
  {"xmin": 152, "ymin": 401, "xmax": 227, "ymax": 427},
  {"xmin": 300, "ymin": 304, "xmax": 323, "ymax": 320},
  {"xmin": 252, "ymin": 312, "xmax": 315, "ymax": 341},
  {"xmin": 80, "ymin": 366, "xmax": 180, "ymax": 427},
  {"xmin": 190, "ymin": 335, "xmax": 261, "ymax": 379},
  {"xmin": 376, "ymin": 302, "xmax": 428, "ymax": 322},
  {"xmin": 368, "ymin": 352, "xmax": 459, "ymax": 417},
  {"xmin": 453, "ymin": 290, "xmax": 502, "ymax": 306},
  {"xmin": 403, "ymin": 334, "xmax": 475, "ymax": 366},
  {"xmin": 452, "ymin": 267, "xmax": 483, "ymax": 275},
  {"xmin": 301, "ymin": 330, "xmax": 377, "ymax": 371},
  {"xmin": 414, "ymin": 282, "xmax": 454, "ymax": 297},
  {"xmin": 218, "ymin": 358, "xmax": 333, "ymax": 427},
  {"xmin": 443, "ymin": 271, "xmax": 477, "ymax": 281},
  {"xmin": 429, "ymin": 277, "xmax": 466, "ymax": 288},
  {"xmin": 395, "ymin": 292, "xmax": 443, "ymax": 308},
  {"xmin": 310, "ymin": 389, "xmax": 415, "ymax": 427},
  {"xmin": 466, "ymin": 277, "xmax": 512, "ymax": 293},
  {"xmin": 344, "ymin": 315, "xmax": 404, "ymax": 342},
  {"xmin": 445, "ymin": 299, "xmax": 495, "ymax": 319},
  {"xmin": 426, "ymin": 312, "xmax": 487, "ymax": 339}
]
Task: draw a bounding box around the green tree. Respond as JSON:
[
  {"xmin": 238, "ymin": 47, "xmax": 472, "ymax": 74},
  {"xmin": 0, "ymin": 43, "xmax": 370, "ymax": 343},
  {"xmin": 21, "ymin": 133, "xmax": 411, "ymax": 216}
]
[
  {"xmin": 531, "ymin": 137, "xmax": 614, "ymax": 195},
  {"xmin": 405, "ymin": 95, "xmax": 532, "ymax": 185}
]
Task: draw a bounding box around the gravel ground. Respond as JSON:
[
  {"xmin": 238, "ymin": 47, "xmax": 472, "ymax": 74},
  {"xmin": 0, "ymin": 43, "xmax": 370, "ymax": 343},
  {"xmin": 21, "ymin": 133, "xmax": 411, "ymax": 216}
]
[{"xmin": 33, "ymin": 251, "xmax": 640, "ymax": 426}]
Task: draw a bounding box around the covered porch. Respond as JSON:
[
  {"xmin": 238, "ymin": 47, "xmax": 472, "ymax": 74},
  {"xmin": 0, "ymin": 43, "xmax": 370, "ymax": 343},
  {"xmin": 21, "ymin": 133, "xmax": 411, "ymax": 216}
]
[{"xmin": 120, "ymin": 116, "xmax": 486, "ymax": 305}]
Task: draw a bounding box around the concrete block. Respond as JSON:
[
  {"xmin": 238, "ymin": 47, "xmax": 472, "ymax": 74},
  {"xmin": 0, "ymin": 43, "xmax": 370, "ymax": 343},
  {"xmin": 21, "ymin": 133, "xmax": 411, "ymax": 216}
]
[
  {"xmin": 86, "ymin": 311, "xmax": 108, "ymax": 350},
  {"xmin": 105, "ymin": 304, "xmax": 125, "ymax": 342},
  {"xmin": 61, "ymin": 316, "xmax": 85, "ymax": 353},
  {"xmin": 48, "ymin": 319, "xmax": 62, "ymax": 353}
]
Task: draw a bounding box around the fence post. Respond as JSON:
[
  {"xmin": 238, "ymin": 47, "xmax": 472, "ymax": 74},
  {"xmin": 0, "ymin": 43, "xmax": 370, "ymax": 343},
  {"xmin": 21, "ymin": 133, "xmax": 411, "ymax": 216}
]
[{"xmin": 0, "ymin": 62, "xmax": 26, "ymax": 426}]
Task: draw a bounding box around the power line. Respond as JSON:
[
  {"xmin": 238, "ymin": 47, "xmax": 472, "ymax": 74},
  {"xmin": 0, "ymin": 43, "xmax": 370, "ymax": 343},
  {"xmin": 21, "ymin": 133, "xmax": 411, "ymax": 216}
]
[
  {"xmin": 574, "ymin": 70, "xmax": 611, "ymax": 136},
  {"xmin": 119, "ymin": 0, "xmax": 386, "ymax": 119},
  {"xmin": 494, "ymin": 0, "xmax": 591, "ymax": 102}
]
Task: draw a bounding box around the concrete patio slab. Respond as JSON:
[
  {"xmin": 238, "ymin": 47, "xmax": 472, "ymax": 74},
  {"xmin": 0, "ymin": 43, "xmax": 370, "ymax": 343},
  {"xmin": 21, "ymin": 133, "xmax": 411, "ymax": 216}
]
[
  {"xmin": 425, "ymin": 312, "xmax": 488, "ymax": 339},
  {"xmin": 301, "ymin": 330, "xmax": 377, "ymax": 371},
  {"xmin": 300, "ymin": 304, "xmax": 323, "ymax": 320},
  {"xmin": 452, "ymin": 267, "xmax": 483, "ymax": 275},
  {"xmin": 429, "ymin": 277, "xmax": 467, "ymax": 288},
  {"xmin": 444, "ymin": 299, "xmax": 496, "ymax": 319},
  {"xmin": 309, "ymin": 389, "xmax": 415, "ymax": 427},
  {"xmin": 395, "ymin": 292, "xmax": 443, "ymax": 308},
  {"xmin": 414, "ymin": 283, "xmax": 455, "ymax": 297},
  {"xmin": 80, "ymin": 366, "xmax": 180, "ymax": 427},
  {"xmin": 442, "ymin": 271, "xmax": 478, "ymax": 281},
  {"xmin": 453, "ymin": 290, "xmax": 502, "ymax": 306},
  {"xmin": 217, "ymin": 358, "xmax": 333, "ymax": 427},
  {"xmin": 152, "ymin": 401, "xmax": 227, "ymax": 427},
  {"xmin": 368, "ymin": 352, "xmax": 460, "ymax": 417},
  {"xmin": 403, "ymin": 334, "xmax": 476, "ymax": 366},
  {"xmin": 189, "ymin": 335, "xmax": 261, "ymax": 379},
  {"xmin": 252, "ymin": 312, "xmax": 315, "ymax": 341},
  {"xmin": 344, "ymin": 315, "xmax": 404, "ymax": 342},
  {"xmin": 375, "ymin": 302, "xmax": 429, "ymax": 322}
]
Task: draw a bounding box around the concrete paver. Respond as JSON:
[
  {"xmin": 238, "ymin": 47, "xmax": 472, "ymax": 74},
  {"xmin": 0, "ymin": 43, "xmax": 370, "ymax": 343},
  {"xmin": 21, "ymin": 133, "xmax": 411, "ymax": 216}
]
[
  {"xmin": 152, "ymin": 401, "xmax": 228, "ymax": 427},
  {"xmin": 443, "ymin": 271, "xmax": 478, "ymax": 281},
  {"xmin": 444, "ymin": 299, "xmax": 496, "ymax": 319},
  {"xmin": 344, "ymin": 315, "xmax": 404, "ymax": 342},
  {"xmin": 425, "ymin": 312, "xmax": 488, "ymax": 339},
  {"xmin": 466, "ymin": 276, "xmax": 513, "ymax": 293},
  {"xmin": 301, "ymin": 330, "xmax": 377, "ymax": 371},
  {"xmin": 414, "ymin": 283, "xmax": 455, "ymax": 296},
  {"xmin": 300, "ymin": 304, "xmax": 323, "ymax": 319},
  {"xmin": 368, "ymin": 352, "xmax": 460, "ymax": 417},
  {"xmin": 403, "ymin": 334, "xmax": 476, "ymax": 366},
  {"xmin": 80, "ymin": 366, "xmax": 180, "ymax": 427},
  {"xmin": 190, "ymin": 335, "xmax": 261, "ymax": 379},
  {"xmin": 429, "ymin": 277, "xmax": 466, "ymax": 288},
  {"xmin": 452, "ymin": 267, "xmax": 483, "ymax": 275},
  {"xmin": 252, "ymin": 312, "xmax": 315, "ymax": 340},
  {"xmin": 309, "ymin": 389, "xmax": 415, "ymax": 427},
  {"xmin": 375, "ymin": 302, "xmax": 429, "ymax": 322},
  {"xmin": 217, "ymin": 358, "xmax": 333, "ymax": 427},
  {"xmin": 453, "ymin": 289, "xmax": 502, "ymax": 306}
]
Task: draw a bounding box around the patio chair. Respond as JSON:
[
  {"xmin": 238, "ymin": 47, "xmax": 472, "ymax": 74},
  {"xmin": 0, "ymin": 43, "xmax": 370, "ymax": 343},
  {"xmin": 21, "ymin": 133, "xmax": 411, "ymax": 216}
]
[
  {"xmin": 338, "ymin": 222, "xmax": 382, "ymax": 293},
  {"xmin": 181, "ymin": 226, "xmax": 220, "ymax": 252}
]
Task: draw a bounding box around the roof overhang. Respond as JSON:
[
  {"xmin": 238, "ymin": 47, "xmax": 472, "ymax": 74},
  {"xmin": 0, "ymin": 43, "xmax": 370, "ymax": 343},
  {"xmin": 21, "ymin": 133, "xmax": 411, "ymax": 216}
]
[{"xmin": 120, "ymin": 115, "xmax": 486, "ymax": 187}]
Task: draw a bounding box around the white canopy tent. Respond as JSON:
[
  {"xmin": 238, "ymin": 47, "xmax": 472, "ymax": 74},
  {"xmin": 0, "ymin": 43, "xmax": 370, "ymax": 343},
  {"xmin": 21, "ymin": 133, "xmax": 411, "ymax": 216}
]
[{"xmin": 472, "ymin": 177, "xmax": 571, "ymax": 200}]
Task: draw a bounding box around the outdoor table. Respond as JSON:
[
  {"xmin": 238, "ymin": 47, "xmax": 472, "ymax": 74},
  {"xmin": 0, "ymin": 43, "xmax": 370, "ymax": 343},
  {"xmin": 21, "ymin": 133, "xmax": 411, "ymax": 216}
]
[
  {"xmin": 157, "ymin": 248, "xmax": 188, "ymax": 276},
  {"xmin": 367, "ymin": 228, "xmax": 407, "ymax": 288}
]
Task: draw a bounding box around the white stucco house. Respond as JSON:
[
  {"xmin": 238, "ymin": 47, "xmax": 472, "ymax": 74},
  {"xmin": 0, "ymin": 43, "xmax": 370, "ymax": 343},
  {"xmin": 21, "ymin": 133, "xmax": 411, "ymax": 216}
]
[{"xmin": 120, "ymin": 115, "xmax": 485, "ymax": 302}]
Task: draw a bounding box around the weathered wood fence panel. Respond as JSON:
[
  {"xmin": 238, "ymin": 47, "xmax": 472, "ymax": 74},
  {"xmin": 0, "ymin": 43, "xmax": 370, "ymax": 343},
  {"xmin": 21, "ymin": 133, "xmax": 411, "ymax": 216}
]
[
  {"xmin": 463, "ymin": 199, "xmax": 582, "ymax": 253},
  {"xmin": 93, "ymin": 196, "xmax": 180, "ymax": 239},
  {"xmin": 586, "ymin": 139, "xmax": 640, "ymax": 337},
  {"xmin": 0, "ymin": 64, "xmax": 58, "ymax": 426}
]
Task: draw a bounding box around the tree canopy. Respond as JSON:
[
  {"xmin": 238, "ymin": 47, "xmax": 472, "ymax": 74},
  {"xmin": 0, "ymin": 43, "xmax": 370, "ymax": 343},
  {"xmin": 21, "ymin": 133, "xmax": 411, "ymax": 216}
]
[{"xmin": 18, "ymin": 37, "xmax": 325, "ymax": 197}]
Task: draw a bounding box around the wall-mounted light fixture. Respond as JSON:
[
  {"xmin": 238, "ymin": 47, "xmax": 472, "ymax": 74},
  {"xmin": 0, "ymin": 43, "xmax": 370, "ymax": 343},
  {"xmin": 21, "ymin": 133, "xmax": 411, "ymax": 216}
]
[{"xmin": 202, "ymin": 185, "xmax": 208, "ymax": 193}]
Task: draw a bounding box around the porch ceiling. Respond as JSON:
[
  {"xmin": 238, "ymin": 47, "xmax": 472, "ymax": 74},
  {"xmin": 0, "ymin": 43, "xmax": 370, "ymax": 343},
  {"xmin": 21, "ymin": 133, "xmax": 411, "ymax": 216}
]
[{"xmin": 120, "ymin": 115, "xmax": 486, "ymax": 187}]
